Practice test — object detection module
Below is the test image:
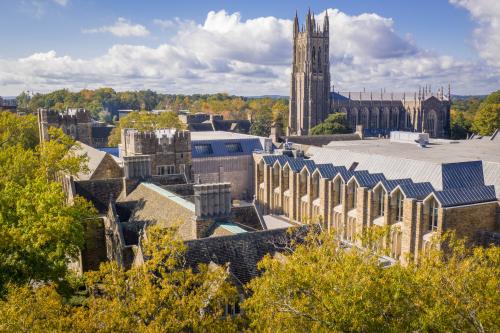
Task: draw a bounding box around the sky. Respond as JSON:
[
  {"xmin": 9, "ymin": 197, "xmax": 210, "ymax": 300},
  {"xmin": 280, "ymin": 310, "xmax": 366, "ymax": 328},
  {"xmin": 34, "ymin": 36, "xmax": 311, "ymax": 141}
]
[{"xmin": 0, "ymin": 0, "xmax": 499, "ymax": 96}]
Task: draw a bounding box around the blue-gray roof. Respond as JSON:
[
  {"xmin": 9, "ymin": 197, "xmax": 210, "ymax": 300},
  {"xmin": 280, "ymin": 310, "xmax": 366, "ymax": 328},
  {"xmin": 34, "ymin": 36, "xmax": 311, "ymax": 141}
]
[
  {"xmin": 259, "ymin": 154, "xmax": 498, "ymax": 207},
  {"xmin": 315, "ymin": 164, "xmax": 348, "ymax": 179},
  {"xmin": 434, "ymin": 185, "xmax": 497, "ymax": 207},
  {"xmin": 351, "ymin": 171, "xmax": 386, "ymax": 188},
  {"xmin": 381, "ymin": 178, "xmax": 413, "ymax": 192},
  {"xmin": 441, "ymin": 161, "xmax": 485, "ymax": 190},
  {"xmin": 191, "ymin": 138, "xmax": 263, "ymax": 158},
  {"xmin": 398, "ymin": 182, "xmax": 434, "ymax": 200}
]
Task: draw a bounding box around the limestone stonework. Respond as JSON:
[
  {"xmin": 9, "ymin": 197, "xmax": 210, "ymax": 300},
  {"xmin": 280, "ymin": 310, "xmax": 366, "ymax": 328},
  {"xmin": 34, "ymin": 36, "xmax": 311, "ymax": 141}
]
[{"xmin": 255, "ymin": 153, "xmax": 499, "ymax": 265}]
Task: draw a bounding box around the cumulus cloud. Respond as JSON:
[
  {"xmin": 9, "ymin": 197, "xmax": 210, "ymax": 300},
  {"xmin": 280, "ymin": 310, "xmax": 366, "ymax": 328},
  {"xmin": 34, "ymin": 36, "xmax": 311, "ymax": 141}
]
[
  {"xmin": 1, "ymin": 8, "xmax": 499, "ymax": 95},
  {"xmin": 450, "ymin": 0, "xmax": 500, "ymax": 65},
  {"xmin": 83, "ymin": 17, "xmax": 150, "ymax": 37}
]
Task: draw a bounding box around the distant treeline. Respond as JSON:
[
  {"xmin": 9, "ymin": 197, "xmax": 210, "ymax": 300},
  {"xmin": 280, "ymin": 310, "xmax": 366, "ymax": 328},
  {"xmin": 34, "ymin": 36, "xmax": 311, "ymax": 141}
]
[{"xmin": 15, "ymin": 88, "xmax": 288, "ymax": 125}]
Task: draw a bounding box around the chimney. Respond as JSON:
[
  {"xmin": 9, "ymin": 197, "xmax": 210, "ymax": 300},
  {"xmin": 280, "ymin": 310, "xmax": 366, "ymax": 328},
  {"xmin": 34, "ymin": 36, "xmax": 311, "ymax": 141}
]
[{"xmin": 193, "ymin": 183, "xmax": 231, "ymax": 220}]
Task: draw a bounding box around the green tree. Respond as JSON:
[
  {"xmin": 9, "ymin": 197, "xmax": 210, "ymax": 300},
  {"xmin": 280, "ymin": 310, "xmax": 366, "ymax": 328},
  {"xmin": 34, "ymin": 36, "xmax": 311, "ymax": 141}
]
[
  {"xmin": 108, "ymin": 111, "xmax": 184, "ymax": 146},
  {"xmin": 450, "ymin": 111, "xmax": 472, "ymax": 139},
  {"xmin": 0, "ymin": 117, "xmax": 97, "ymax": 292},
  {"xmin": 473, "ymin": 103, "xmax": 500, "ymax": 136},
  {"xmin": 0, "ymin": 226, "xmax": 239, "ymax": 332},
  {"xmin": 243, "ymin": 230, "xmax": 500, "ymax": 332},
  {"xmin": 310, "ymin": 112, "xmax": 350, "ymax": 135},
  {"xmin": 250, "ymin": 109, "xmax": 273, "ymax": 137}
]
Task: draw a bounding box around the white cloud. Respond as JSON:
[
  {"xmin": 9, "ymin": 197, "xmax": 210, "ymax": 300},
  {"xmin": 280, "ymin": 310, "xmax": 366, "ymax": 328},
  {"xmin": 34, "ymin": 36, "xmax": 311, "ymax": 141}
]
[
  {"xmin": 53, "ymin": 0, "xmax": 68, "ymax": 6},
  {"xmin": 1, "ymin": 8, "xmax": 499, "ymax": 96},
  {"xmin": 83, "ymin": 17, "xmax": 150, "ymax": 37},
  {"xmin": 450, "ymin": 0, "xmax": 500, "ymax": 65}
]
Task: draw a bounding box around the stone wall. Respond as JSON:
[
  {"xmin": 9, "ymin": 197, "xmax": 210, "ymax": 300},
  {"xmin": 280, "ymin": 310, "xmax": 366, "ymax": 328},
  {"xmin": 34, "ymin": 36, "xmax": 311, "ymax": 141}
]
[
  {"xmin": 443, "ymin": 202, "xmax": 497, "ymax": 241},
  {"xmin": 81, "ymin": 217, "xmax": 107, "ymax": 271}
]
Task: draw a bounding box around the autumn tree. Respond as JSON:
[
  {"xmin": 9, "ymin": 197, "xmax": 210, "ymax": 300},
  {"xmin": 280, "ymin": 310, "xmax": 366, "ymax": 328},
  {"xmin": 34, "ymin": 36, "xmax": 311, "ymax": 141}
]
[
  {"xmin": 108, "ymin": 111, "xmax": 184, "ymax": 146},
  {"xmin": 472, "ymin": 90, "xmax": 500, "ymax": 136},
  {"xmin": 243, "ymin": 230, "xmax": 500, "ymax": 332},
  {"xmin": 0, "ymin": 226, "xmax": 240, "ymax": 332}
]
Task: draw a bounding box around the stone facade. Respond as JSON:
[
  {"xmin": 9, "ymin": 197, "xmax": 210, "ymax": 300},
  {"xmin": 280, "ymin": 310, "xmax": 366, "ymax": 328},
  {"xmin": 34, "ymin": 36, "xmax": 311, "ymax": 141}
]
[
  {"xmin": 38, "ymin": 108, "xmax": 93, "ymax": 145},
  {"xmin": 255, "ymin": 153, "xmax": 499, "ymax": 265},
  {"xmin": 288, "ymin": 10, "xmax": 451, "ymax": 138},
  {"xmin": 288, "ymin": 10, "xmax": 331, "ymax": 135},
  {"xmin": 120, "ymin": 128, "xmax": 192, "ymax": 181},
  {"xmin": 332, "ymin": 92, "xmax": 451, "ymax": 138}
]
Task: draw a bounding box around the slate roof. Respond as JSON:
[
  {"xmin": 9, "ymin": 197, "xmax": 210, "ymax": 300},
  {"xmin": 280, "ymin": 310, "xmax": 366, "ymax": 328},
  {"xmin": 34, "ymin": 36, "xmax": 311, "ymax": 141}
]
[
  {"xmin": 351, "ymin": 171, "xmax": 386, "ymax": 188},
  {"xmin": 397, "ymin": 182, "xmax": 434, "ymax": 200},
  {"xmin": 441, "ymin": 161, "xmax": 485, "ymax": 190},
  {"xmin": 380, "ymin": 178, "xmax": 413, "ymax": 192},
  {"xmin": 315, "ymin": 164, "xmax": 348, "ymax": 179},
  {"xmin": 183, "ymin": 227, "xmax": 308, "ymax": 285},
  {"xmin": 71, "ymin": 142, "xmax": 115, "ymax": 180},
  {"xmin": 260, "ymin": 152, "xmax": 498, "ymax": 206},
  {"xmin": 433, "ymin": 185, "xmax": 497, "ymax": 207},
  {"xmin": 191, "ymin": 138, "xmax": 263, "ymax": 158}
]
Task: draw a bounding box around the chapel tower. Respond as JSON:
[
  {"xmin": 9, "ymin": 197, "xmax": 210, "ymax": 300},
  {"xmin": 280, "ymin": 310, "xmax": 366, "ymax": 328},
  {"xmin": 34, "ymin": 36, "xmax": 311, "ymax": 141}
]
[{"xmin": 288, "ymin": 9, "xmax": 331, "ymax": 135}]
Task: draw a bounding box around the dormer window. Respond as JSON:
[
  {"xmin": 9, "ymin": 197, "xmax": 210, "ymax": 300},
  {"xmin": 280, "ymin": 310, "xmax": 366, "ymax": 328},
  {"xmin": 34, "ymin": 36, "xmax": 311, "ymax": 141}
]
[
  {"xmin": 334, "ymin": 179, "xmax": 343, "ymax": 205},
  {"xmin": 349, "ymin": 181, "xmax": 358, "ymax": 209},
  {"xmin": 428, "ymin": 199, "xmax": 439, "ymax": 231},
  {"xmin": 375, "ymin": 188, "xmax": 385, "ymax": 217},
  {"xmin": 395, "ymin": 191, "xmax": 404, "ymax": 222}
]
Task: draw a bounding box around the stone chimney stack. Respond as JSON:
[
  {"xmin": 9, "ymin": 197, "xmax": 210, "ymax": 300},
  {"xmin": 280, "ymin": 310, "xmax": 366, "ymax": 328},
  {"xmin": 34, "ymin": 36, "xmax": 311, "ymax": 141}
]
[{"xmin": 193, "ymin": 183, "xmax": 231, "ymax": 220}]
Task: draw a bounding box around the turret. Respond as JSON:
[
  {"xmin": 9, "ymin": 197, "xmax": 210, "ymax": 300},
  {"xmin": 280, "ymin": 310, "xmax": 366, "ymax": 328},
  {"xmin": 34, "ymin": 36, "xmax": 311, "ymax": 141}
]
[
  {"xmin": 323, "ymin": 9, "xmax": 329, "ymax": 34},
  {"xmin": 293, "ymin": 11, "xmax": 299, "ymax": 37},
  {"xmin": 306, "ymin": 8, "xmax": 312, "ymax": 33}
]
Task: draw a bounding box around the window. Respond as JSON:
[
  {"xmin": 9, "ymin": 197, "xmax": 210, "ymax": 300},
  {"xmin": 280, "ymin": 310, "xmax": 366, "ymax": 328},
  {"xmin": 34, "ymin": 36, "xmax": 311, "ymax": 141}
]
[
  {"xmin": 225, "ymin": 142, "xmax": 243, "ymax": 153},
  {"xmin": 428, "ymin": 199, "xmax": 439, "ymax": 231},
  {"xmin": 396, "ymin": 191, "xmax": 404, "ymax": 222},
  {"xmin": 157, "ymin": 165, "xmax": 175, "ymax": 175},
  {"xmin": 194, "ymin": 144, "xmax": 213, "ymax": 155},
  {"xmin": 376, "ymin": 189, "xmax": 385, "ymax": 217},
  {"xmin": 349, "ymin": 182, "xmax": 358, "ymax": 209},
  {"xmin": 224, "ymin": 301, "xmax": 241, "ymax": 317},
  {"xmin": 334, "ymin": 180, "xmax": 343, "ymax": 205}
]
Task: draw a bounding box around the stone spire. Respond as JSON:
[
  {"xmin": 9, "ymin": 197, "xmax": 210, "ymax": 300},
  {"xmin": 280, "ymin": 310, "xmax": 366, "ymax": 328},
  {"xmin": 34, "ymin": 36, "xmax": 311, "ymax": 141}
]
[
  {"xmin": 293, "ymin": 10, "xmax": 299, "ymax": 36},
  {"xmin": 323, "ymin": 9, "xmax": 329, "ymax": 33}
]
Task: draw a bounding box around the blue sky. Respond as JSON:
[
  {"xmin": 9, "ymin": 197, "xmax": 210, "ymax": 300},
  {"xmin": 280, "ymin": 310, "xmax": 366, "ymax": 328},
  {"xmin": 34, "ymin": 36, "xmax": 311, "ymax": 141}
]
[{"xmin": 0, "ymin": 0, "xmax": 498, "ymax": 95}]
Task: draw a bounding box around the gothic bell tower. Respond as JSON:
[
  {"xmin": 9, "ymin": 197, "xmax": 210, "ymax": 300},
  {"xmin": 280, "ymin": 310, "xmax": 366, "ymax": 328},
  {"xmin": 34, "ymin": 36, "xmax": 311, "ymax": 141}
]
[{"xmin": 288, "ymin": 9, "xmax": 331, "ymax": 135}]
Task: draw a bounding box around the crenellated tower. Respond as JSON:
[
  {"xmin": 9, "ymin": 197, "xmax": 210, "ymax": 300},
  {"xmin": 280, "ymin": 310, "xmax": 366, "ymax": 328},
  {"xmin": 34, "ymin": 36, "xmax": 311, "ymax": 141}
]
[{"xmin": 288, "ymin": 9, "xmax": 331, "ymax": 135}]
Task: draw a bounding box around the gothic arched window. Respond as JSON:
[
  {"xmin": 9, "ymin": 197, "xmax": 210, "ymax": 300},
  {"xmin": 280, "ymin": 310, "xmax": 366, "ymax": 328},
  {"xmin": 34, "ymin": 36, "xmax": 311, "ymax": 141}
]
[
  {"xmin": 312, "ymin": 47, "xmax": 316, "ymax": 69},
  {"xmin": 318, "ymin": 47, "xmax": 322, "ymax": 70}
]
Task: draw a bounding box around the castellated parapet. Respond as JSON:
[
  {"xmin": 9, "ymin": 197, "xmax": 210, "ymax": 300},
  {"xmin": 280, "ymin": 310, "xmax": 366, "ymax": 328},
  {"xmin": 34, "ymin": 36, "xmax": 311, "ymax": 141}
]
[
  {"xmin": 120, "ymin": 128, "xmax": 192, "ymax": 181},
  {"xmin": 38, "ymin": 108, "xmax": 92, "ymax": 145}
]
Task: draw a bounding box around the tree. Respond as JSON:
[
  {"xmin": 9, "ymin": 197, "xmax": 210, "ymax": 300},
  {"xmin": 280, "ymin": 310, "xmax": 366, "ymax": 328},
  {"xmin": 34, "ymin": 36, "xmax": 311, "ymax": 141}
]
[
  {"xmin": 310, "ymin": 112, "xmax": 350, "ymax": 135},
  {"xmin": 108, "ymin": 111, "xmax": 184, "ymax": 146},
  {"xmin": 0, "ymin": 112, "xmax": 38, "ymax": 149},
  {"xmin": 0, "ymin": 226, "xmax": 240, "ymax": 332},
  {"xmin": 243, "ymin": 229, "xmax": 500, "ymax": 332},
  {"xmin": 0, "ymin": 118, "xmax": 97, "ymax": 292},
  {"xmin": 450, "ymin": 111, "xmax": 472, "ymax": 139},
  {"xmin": 250, "ymin": 109, "xmax": 273, "ymax": 137},
  {"xmin": 473, "ymin": 103, "xmax": 500, "ymax": 136}
]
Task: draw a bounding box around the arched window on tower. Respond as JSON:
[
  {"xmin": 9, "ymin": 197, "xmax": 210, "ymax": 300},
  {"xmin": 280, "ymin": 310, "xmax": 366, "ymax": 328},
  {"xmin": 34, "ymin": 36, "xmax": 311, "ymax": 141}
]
[
  {"xmin": 318, "ymin": 47, "xmax": 322, "ymax": 71},
  {"xmin": 312, "ymin": 47, "xmax": 316, "ymax": 70}
]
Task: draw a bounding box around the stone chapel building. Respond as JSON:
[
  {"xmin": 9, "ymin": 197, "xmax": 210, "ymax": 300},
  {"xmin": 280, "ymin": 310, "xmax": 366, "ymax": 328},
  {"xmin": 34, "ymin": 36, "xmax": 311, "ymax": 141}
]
[{"xmin": 288, "ymin": 10, "xmax": 451, "ymax": 138}]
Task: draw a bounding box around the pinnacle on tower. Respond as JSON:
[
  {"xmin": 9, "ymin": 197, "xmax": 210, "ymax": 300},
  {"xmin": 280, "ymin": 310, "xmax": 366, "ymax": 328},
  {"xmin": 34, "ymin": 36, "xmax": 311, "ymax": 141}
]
[
  {"xmin": 306, "ymin": 8, "xmax": 312, "ymax": 32},
  {"xmin": 293, "ymin": 10, "xmax": 299, "ymax": 36},
  {"xmin": 323, "ymin": 9, "xmax": 329, "ymax": 33}
]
